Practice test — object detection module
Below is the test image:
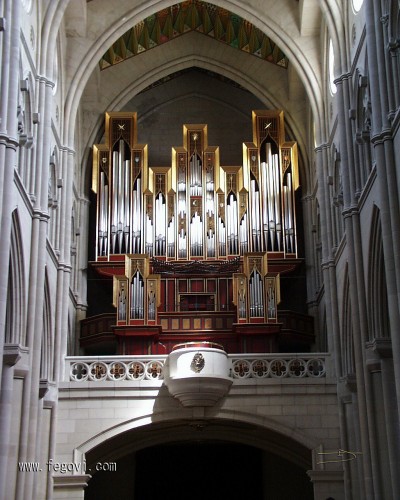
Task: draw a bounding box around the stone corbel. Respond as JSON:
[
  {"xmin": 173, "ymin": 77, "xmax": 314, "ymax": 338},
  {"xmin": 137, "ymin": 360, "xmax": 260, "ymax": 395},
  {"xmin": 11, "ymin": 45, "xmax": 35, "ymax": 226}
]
[{"xmin": 3, "ymin": 343, "xmax": 26, "ymax": 367}]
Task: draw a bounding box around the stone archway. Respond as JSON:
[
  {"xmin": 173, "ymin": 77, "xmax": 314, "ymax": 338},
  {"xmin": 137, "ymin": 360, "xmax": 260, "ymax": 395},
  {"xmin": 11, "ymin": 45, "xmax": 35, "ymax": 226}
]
[{"xmin": 82, "ymin": 418, "xmax": 314, "ymax": 500}]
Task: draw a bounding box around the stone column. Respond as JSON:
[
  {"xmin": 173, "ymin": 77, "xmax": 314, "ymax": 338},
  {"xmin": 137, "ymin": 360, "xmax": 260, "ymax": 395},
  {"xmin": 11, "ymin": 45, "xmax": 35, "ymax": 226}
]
[
  {"xmin": 314, "ymin": 145, "xmax": 341, "ymax": 374},
  {"xmin": 0, "ymin": 0, "xmax": 21, "ymax": 383},
  {"xmin": 365, "ymin": 0, "xmax": 400, "ymax": 411},
  {"xmin": 334, "ymin": 67, "xmax": 378, "ymax": 499},
  {"xmin": 15, "ymin": 70, "xmax": 54, "ymax": 500}
]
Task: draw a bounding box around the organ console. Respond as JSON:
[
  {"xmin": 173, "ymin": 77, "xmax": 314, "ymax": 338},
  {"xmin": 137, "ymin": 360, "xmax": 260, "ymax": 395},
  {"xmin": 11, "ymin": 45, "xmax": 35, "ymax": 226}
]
[{"xmin": 88, "ymin": 110, "xmax": 311, "ymax": 354}]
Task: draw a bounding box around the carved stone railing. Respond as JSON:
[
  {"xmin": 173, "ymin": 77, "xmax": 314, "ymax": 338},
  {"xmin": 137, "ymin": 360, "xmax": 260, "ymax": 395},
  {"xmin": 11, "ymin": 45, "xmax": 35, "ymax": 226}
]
[
  {"xmin": 66, "ymin": 355, "xmax": 167, "ymax": 382},
  {"xmin": 230, "ymin": 354, "xmax": 327, "ymax": 379},
  {"xmin": 64, "ymin": 353, "xmax": 328, "ymax": 382}
]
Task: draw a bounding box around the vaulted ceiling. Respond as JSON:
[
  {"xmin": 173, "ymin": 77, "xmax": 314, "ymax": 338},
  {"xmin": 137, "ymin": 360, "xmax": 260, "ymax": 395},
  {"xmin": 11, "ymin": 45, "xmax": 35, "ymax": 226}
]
[
  {"xmin": 99, "ymin": 1, "xmax": 289, "ymax": 70},
  {"xmin": 65, "ymin": 0, "xmax": 325, "ymax": 187}
]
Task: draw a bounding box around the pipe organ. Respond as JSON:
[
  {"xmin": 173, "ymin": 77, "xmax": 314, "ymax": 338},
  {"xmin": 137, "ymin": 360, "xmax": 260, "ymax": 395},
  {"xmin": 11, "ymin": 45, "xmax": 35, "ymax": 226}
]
[
  {"xmin": 90, "ymin": 110, "xmax": 306, "ymax": 354},
  {"xmin": 113, "ymin": 255, "xmax": 161, "ymax": 326}
]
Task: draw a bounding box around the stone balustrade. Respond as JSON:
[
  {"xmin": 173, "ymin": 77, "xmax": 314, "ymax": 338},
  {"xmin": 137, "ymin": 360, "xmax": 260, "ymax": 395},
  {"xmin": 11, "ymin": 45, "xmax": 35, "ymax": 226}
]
[{"xmin": 65, "ymin": 353, "xmax": 328, "ymax": 382}]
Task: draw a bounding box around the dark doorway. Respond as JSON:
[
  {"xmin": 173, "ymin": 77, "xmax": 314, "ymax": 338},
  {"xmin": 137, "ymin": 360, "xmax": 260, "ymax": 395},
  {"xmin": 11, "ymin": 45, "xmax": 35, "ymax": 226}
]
[
  {"xmin": 85, "ymin": 440, "xmax": 313, "ymax": 500},
  {"xmin": 135, "ymin": 442, "xmax": 263, "ymax": 500}
]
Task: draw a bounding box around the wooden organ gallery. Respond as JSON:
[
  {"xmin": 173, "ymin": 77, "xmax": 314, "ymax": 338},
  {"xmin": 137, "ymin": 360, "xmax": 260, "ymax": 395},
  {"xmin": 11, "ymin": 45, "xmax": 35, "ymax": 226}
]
[{"xmin": 84, "ymin": 110, "xmax": 314, "ymax": 355}]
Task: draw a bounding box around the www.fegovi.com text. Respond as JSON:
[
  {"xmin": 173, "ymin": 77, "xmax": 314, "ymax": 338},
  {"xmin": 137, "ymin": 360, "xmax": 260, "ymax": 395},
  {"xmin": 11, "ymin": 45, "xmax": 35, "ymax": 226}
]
[{"xmin": 18, "ymin": 460, "xmax": 116, "ymax": 473}]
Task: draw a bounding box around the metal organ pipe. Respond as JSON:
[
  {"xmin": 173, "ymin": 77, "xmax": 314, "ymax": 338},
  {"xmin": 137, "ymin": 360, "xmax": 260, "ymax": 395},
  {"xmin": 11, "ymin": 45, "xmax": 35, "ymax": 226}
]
[
  {"xmin": 178, "ymin": 166, "xmax": 186, "ymax": 258},
  {"xmin": 145, "ymin": 211, "xmax": 153, "ymax": 256},
  {"xmin": 206, "ymin": 170, "xmax": 215, "ymax": 257},
  {"xmin": 124, "ymin": 158, "xmax": 130, "ymax": 251},
  {"xmin": 284, "ymin": 172, "xmax": 294, "ymax": 253},
  {"xmin": 118, "ymin": 287, "xmax": 126, "ymax": 321},
  {"xmin": 130, "ymin": 271, "xmax": 144, "ymax": 319},
  {"xmin": 250, "ymin": 271, "xmax": 264, "ymax": 317},
  {"xmin": 238, "ymin": 288, "xmax": 246, "ymax": 318},
  {"xmin": 98, "ymin": 171, "xmax": 109, "ymax": 256},
  {"xmin": 218, "ymin": 214, "xmax": 226, "ymax": 256},
  {"xmin": 148, "ymin": 291, "xmax": 155, "ymax": 320},
  {"xmin": 273, "ymin": 154, "xmax": 282, "ymax": 251},
  {"xmin": 117, "ymin": 144, "xmax": 124, "ymax": 252},
  {"xmin": 250, "ymin": 179, "xmax": 261, "ymax": 251},
  {"xmin": 261, "ymin": 143, "xmax": 281, "ymax": 252},
  {"xmin": 239, "ymin": 213, "xmax": 248, "ymax": 255},
  {"xmin": 111, "ymin": 150, "xmax": 118, "ymax": 253},
  {"xmin": 232, "ymin": 194, "xmax": 238, "ymax": 254},
  {"xmin": 110, "ymin": 140, "xmax": 132, "ymax": 254},
  {"xmin": 267, "ymin": 280, "xmax": 276, "ymax": 319},
  {"xmin": 190, "ymin": 154, "xmax": 202, "ymax": 197},
  {"xmin": 227, "ymin": 193, "xmax": 238, "ymax": 255},
  {"xmin": 132, "ymin": 177, "xmax": 142, "ymax": 254},
  {"xmin": 191, "ymin": 212, "xmax": 203, "ymax": 256},
  {"xmin": 155, "ymin": 193, "xmax": 166, "ymax": 256},
  {"xmin": 189, "ymin": 153, "xmax": 203, "ymax": 257},
  {"xmin": 167, "ymin": 215, "xmax": 175, "ymax": 257}
]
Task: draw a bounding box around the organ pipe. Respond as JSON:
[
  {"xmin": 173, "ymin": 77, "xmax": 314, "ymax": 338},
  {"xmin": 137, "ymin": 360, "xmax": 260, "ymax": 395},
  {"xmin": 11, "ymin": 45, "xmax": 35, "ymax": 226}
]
[
  {"xmin": 132, "ymin": 177, "xmax": 142, "ymax": 254},
  {"xmin": 249, "ymin": 270, "xmax": 264, "ymax": 317},
  {"xmin": 130, "ymin": 270, "xmax": 144, "ymax": 319},
  {"xmin": 94, "ymin": 111, "xmax": 297, "ymax": 264},
  {"xmin": 155, "ymin": 192, "xmax": 166, "ymax": 256},
  {"xmin": 284, "ymin": 172, "xmax": 295, "ymax": 253},
  {"xmin": 98, "ymin": 171, "xmax": 109, "ymax": 256}
]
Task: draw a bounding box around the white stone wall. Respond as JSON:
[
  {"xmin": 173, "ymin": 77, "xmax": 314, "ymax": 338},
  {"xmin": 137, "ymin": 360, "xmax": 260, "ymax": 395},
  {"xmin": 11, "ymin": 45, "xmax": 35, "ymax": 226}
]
[{"xmin": 54, "ymin": 374, "xmax": 342, "ymax": 498}]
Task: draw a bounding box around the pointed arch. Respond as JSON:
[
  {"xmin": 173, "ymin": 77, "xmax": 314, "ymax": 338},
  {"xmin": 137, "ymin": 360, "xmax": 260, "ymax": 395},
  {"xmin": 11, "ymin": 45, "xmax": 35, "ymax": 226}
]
[
  {"xmin": 40, "ymin": 269, "xmax": 54, "ymax": 382},
  {"xmin": 5, "ymin": 211, "xmax": 26, "ymax": 345},
  {"xmin": 17, "ymin": 68, "xmax": 36, "ymax": 191},
  {"xmin": 329, "ymin": 144, "xmax": 344, "ymax": 249},
  {"xmin": 368, "ymin": 206, "xmax": 390, "ymax": 340},
  {"xmin": 313, "ymin": 198, "xmax": 322, "ymax": 291},
  {"xmin": 341, "ymin": 265, "xmax": 355, "ymax": 377},
  {"xmin": 48, "ymin": 146, "xmax": 60, "ymax": 250}
]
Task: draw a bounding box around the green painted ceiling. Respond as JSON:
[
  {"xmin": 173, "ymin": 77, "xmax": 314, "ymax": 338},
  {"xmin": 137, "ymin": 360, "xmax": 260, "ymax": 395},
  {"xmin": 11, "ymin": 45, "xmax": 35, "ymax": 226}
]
[{"xmin": 99, "ymin": 0, "xmax": 288, "ymax": 70}]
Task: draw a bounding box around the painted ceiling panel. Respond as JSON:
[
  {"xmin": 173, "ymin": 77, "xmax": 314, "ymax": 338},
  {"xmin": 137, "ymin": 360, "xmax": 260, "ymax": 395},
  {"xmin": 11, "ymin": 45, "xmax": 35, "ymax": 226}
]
[{"xmin": 99, "ymin": 0, "xmax": 288, "ymax": 70}]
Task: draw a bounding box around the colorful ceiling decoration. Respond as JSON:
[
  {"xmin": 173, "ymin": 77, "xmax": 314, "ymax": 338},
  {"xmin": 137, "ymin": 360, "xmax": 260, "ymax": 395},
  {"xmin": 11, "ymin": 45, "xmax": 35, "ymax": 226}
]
[{"xmin": 99, "ymin": 0, "xmax": 288, "ymax": 70}]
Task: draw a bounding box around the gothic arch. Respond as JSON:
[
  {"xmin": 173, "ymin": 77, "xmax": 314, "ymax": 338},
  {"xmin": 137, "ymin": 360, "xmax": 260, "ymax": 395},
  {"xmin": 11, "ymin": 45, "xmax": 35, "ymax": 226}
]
[
  {"xmin": 5, "ymin": 211, "xmax": 26, "ymax": 345},
  {"xmin": 313, "ymin": 198, "xmax": 323, "ymax": 291},
  {"xmin": 340, "ymin": 265, "xmax": 355, "ymax": 377},
  {"xmin": 354, "ymin": 67, "xmax": 373, "ymax": 190},
  {"xmin": 75, "ymin": 410, "xmax": 317, "ymax": 471},
  {"xmin": 62, "ymin": 0, "xmax": 336, "ymax": 148},
  {"xmin": 48, "ymin": 147, "xmax": 60, "ymax": 250},
  {"xmin": 40, "ymin": 270, "xmax": 54, "ymax": 382},
  {"xmin": 368, "ymin": 206, "xmax": 390, "ymax": 340},
  {"xmin": 329, "ymin": 144, "xmax": 344, "ymax": 249},
  {"xmin": 17, "ymin": 67, "xmax": 36, "ymax": 190}
]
